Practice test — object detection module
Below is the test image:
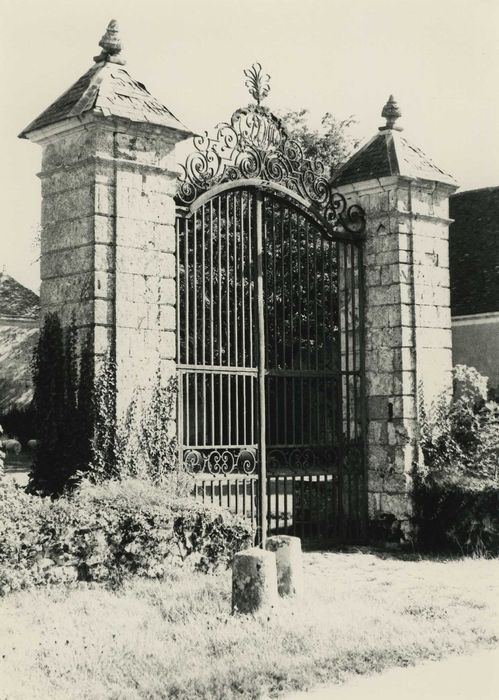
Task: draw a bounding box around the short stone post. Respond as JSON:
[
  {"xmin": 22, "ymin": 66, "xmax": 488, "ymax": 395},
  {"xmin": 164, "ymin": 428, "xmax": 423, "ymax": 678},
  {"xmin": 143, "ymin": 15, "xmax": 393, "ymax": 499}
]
[
  {"xmin": 232, "ymin": 547, "xmax": 278, "ymax": 614},
  {"xmin": 266, "ymin": 535, "xmax": 303, "ymax": 597}
]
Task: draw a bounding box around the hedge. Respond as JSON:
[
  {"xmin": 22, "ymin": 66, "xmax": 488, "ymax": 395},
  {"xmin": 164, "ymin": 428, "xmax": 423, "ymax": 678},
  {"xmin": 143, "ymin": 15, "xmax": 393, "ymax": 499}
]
[
  {"xmin": 0, "ymin": 479, "xmax": 253, "ymax": 595},
  {"xmin": 414, "ymin": 474, "xmax": 499, "ymax": 556}
]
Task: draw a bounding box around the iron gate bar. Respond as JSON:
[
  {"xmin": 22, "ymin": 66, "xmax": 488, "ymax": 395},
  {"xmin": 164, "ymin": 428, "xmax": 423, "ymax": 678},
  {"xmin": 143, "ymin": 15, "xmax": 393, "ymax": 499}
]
[
  {"xmin": 177, "ymin": 179, "xmax": 366, "ymax": 541},
  {"xmin": 256, "ymin": 191, "xmax": 267, "ymax": 545},
  {"xmin": 358, "ymin": 242, "xmax": 368, "ymax": 537}
]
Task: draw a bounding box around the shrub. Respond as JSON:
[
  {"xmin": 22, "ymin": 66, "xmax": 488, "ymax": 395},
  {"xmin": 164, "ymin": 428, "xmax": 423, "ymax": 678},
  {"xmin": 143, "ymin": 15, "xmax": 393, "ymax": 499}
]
[
  {"xmin": 414, "ymin": 474, "xmax": 499, "ymax": 555},
  {"xmin": 415, "ymin": 365, "xmax": 499, "ymax": 554},
  {"xmin": 30, "ymin": 314, "xmax": 186, "ymax": 494},
  {"xmin": 452, "ymin": 364, "xmax": 488, "ymax": 405},
  {"xmin": 0, "ymin": 479, "xmax": 253, "ymax": 595},
  {"xmin": 419, "ymin": 366, "xmax": 499, "ymax": 482},
  {"xmin": 0, "ymin": 405, "xmax": 35, "ymax": 446}
]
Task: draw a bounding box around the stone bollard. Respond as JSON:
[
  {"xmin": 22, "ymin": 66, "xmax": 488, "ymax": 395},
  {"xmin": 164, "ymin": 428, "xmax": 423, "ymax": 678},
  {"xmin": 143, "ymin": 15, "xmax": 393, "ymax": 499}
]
[
  {"xmin": 266, "ymin": 535, "xmax": 303, "ymax": 597},
  {"xmin": 232, "ymin": 547, "xmax": 278, "ymax": 614}
]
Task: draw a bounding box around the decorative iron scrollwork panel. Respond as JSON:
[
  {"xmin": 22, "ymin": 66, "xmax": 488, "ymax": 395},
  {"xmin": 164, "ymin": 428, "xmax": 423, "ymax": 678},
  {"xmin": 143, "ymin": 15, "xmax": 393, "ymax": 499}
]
[
  {"xmin": 177, "ymin": 104, "xmax": 365, "ymax": 236},
  {"xmin": 183, "ymin": 447, "xmax": 258, "ymax": 476}
]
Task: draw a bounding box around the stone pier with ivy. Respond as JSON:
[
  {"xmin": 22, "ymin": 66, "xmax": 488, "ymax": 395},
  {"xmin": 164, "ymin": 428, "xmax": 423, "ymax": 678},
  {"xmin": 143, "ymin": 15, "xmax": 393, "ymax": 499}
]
[{"xmin": 19, "ymin": 21, "xmax": 192, "ymax": 416}]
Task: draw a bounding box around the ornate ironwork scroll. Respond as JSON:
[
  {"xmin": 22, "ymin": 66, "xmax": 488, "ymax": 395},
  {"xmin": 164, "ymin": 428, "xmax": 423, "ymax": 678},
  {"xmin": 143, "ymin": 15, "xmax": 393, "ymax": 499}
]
[
  {"xmin": 176, "ymin": 104, "xmax": 365, "ymax": 236},
  {"xmin": 244, "ymin": 63, "xmax": 270, "ymax": 106},
  {"xmin": 267, "ymin": 446, "xmax": 340, "ymax": 474},
  {"xmin": 183, "ymin": 447, "xmax": 257, "ymax": 476}
]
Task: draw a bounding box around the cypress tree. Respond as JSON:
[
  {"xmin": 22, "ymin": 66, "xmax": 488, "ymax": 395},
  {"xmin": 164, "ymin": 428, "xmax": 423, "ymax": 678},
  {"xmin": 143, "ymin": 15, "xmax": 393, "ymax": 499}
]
[{"xmin": 31, "ymin": 313, "xmax": 66, "ymax": 493}]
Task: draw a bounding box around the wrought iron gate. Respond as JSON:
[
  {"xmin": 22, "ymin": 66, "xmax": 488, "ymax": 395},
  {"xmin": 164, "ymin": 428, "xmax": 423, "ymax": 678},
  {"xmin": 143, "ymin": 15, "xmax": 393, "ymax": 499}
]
[{"xmin": 175, "ymin": 71, "xmax": 366, "ymax": 545}]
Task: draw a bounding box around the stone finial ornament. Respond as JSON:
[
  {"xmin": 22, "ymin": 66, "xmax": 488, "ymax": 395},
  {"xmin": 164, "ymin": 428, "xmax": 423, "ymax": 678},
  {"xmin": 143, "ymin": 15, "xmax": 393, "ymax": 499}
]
[
  {"xmin": 380, "ymin": 94, "xmax": 402, "ymax": 131},
  {"xmin": 94, "ymin": 19, "xmax": 126, "ymax": 65}
]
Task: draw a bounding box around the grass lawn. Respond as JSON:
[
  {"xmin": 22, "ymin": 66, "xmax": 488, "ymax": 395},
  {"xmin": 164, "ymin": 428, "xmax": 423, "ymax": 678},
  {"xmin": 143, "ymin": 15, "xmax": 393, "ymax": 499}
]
[{"xmin": 1, "ymin": 551, "xmax": 498, "ymax": 699}]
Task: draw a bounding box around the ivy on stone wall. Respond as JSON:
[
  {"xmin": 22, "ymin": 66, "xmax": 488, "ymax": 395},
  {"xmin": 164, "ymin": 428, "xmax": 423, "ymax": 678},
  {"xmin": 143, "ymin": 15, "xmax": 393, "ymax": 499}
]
[
  {"xmin": 29, "ymin": 313, "xmax": 181, "ymax": 495},
  {"xmin": 29, "ymin": 314, "xmax": 94, "ymax": 495}
]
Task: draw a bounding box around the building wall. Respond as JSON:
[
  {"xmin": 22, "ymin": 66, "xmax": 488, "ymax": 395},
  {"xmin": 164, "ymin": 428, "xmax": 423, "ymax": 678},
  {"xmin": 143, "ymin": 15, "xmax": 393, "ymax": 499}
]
[
  {"xmin": 449, "ymin": 188, "xmax": 499, "ymax": 317},
  {"xmin": 451, "ymin": 313, "xmax": 499, "ymax": 390}
]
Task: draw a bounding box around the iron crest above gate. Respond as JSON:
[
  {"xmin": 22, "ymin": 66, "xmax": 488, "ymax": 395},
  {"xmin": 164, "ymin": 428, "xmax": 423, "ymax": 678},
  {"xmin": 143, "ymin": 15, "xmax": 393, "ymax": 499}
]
[{"xmin": 176, "ymin": 67, "xmax": 366, "ymax": 236}]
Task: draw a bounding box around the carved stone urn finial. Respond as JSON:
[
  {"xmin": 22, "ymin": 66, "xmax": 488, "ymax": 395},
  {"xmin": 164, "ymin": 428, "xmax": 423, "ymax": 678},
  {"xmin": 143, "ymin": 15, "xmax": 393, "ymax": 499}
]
[
  {"xmin": 380, "ymin": 94, "xmax": 402, "ymax": 131},
  {"xmin": 94, "ymin": 19, "xmax": 126, "ymax": 65}
]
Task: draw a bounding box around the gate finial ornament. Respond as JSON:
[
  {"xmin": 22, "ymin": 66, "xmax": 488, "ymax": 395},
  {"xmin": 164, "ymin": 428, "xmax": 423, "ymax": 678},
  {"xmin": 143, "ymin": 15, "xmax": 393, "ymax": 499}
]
[
  {"xmin": 380, "ymin": 94, "xmax": 402, "ymax": 131},
  {"xmin": 94, "ymin": 19, "xmax": 126, "ymax": 65},
  {"xmin": 244, "ymin": 63, "xmax": 271, "ymax": 105}
]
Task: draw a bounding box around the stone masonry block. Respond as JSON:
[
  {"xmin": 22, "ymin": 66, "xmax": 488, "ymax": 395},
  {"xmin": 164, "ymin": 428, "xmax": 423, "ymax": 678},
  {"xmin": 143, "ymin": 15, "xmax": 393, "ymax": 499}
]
[
  {"xmin": 41, "ymin": 246, "xmax": 94, "ymax": 279},
  {"xmin": 116, "ymin": 247, "xmax": 175, "ymax": 277},
  {"xmin": 160, "ymin": 278, "xmax": 176, "ymax": 303},
  {"xmin": 116, "ymin": 301, "xmax": 149, "ymax": 329},
  {"xmin": 42, "ymin": 187, "xmax": 95, "ymax": 225},
  {"xmin": 368, "ymin": 469, "xmax": 407, "ymax": 494},
  {"xmin": 367, "ymin": 395, "xmax": 417, "ymax": 422},
  {"xmin": 415, "ymin": 255, "xmax": 447, "ymax": 281},
  {"xmin": 94, "ymin": 183, "xmax": 116, "ymax": 216},
  {"xmin": 117, "ymin": 273, "xmax": 136, "ymax": 303},
  {"xmin": 367, "ymin": 284, "xmax": 400, "ymax": 307},
  {"xmin": 41, "ymin": 217, "xmax": 94, "ymax": 254},
  {"xmin": 416, "ymin": 285, "xmax": 450, "ymax": 307},
  {"xmin": 114, "ymin": 132, "xmax": 176, "ymax": 169},
  {"xmin": 94, "ymin": 215, "xmax": 114, "ymax": 245},
  {"xmin": 366, "ymin": 327, "xmax": 398, "ymax": 349},
  {"xmin": 160, "ymin": 331, "xmax": 176, "ymax": 360},
  {"xmin": 116, "ymin": 186, "xmax": 175, "ymax": 225},
  {"xmin": 160, "ymin": 359, "xmax": 177, "ymax": 384},
  {"xmin": 415, "ymin": 305, "xmax": 451, "ymax": 329},
  {"xmin": 418, "ymin": 327, "xmax": 452, "ymax": 349},
  {"xmin": 40, "ymin": 162, "xmax": 97, "ymax": 197},
  {"xmin": 116, "ymin": 220, "xmax": 175, "ymax": 252},
  {"xmin": 40, "ymin": 127, "xmax": 108, "ymax": 171},
  {"xmin": 159, "ymin": 305, "xmax": 176, "ymax": 331},
  {"xmin": 43, "ymin": 299, "xmax": 95, "ymax": 327},
  {"xmin": 40, "ymin": 274, "xmax": 95, "ymax": 305},
  {"xmin": 366, "ymin": 370, "xmax": 416, "ymax": 396}
]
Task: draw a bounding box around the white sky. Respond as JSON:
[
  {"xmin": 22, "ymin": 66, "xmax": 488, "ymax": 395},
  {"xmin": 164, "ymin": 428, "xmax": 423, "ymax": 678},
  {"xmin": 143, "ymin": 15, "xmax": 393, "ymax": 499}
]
[{"xmin": 1, "ymin": 0, "xmax": 498, "ymax": 292}]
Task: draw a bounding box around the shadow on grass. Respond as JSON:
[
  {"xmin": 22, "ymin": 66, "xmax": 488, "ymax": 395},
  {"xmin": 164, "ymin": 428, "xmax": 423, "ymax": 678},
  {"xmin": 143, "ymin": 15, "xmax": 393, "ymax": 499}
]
[{"xmin": 302, "ymin": 543, "xmax": 480, "ymax": 563}]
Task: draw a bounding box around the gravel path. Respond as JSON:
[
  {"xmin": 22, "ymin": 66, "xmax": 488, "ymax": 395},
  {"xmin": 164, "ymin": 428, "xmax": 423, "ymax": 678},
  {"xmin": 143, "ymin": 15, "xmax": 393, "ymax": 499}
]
[{"xmin": 281, "ymin": 647, "xmax": 499, "ymax": 700}]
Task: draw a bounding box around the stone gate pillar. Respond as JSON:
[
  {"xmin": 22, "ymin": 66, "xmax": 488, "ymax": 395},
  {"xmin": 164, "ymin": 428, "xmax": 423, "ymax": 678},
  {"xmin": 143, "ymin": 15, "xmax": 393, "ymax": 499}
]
[
  {"xmin": 19, "ymin": 21, "xmax": 192, "ymax": 416},
  {"xmin": 333, "ymin": 97, "xmax": 458, "ymax": 537}
]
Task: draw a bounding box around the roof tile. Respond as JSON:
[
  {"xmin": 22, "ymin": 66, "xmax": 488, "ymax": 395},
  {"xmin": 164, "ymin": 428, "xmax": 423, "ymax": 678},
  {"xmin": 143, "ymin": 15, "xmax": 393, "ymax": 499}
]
[{"xmin": 19, "ymin": 62, "xmax": 192, "ymax": 138}]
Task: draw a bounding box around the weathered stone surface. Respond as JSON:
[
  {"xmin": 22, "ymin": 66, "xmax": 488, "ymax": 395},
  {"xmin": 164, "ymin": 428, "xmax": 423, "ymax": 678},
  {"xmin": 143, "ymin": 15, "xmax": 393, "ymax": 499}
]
[
  {"xmin": 232, "ymin": 548, "xmax": 278, "ymax": 614},
  {"xmin": 337, "ymin": 170, "xmax": 456, "ymax": 539},
  {"xmin": 27, "ymin": 102, "xmax": 186, "ymax": 420},
  {"xmin": 265, "ymin": 535, "xmax": 303, "ymax": 597}
]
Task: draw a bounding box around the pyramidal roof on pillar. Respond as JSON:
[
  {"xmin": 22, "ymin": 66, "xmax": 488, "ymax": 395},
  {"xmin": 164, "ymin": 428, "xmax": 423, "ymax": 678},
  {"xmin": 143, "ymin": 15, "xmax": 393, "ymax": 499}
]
[
  {"xmin": 331, "ymin": 95, "xmax": 457, "ymax": 188},
  {"xmin": 19, "ymin": 20, "xmax": 192, "ymax": 139}
]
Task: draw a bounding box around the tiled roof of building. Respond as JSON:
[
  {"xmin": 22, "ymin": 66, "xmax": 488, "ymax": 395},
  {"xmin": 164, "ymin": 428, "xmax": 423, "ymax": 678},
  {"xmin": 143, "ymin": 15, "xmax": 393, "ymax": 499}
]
[
  {"xmin": 332, "ymin": 129, "xmax": 457, "ymax": 188},
  {"xmin": 19, "ymin": 21, "xmax": 191, "ymax": 138},
  {"xmin": 449, "ymin": 186, "xmax": 499, "ymax": 316},
  {"xmin": 0, "ymin": 272, "xmax": 40, "ymax": 320}
]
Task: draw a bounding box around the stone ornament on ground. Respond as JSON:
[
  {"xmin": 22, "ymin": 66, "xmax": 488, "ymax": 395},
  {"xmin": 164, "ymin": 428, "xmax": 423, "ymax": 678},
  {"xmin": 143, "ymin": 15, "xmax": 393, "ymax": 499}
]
[
  {"xmin": 232, "ymin": 547, "xmax": 278, "ymax": 614},
  {"xmin": 266, "ymin": 535, "xmax": 303, "ymax": 597}
]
